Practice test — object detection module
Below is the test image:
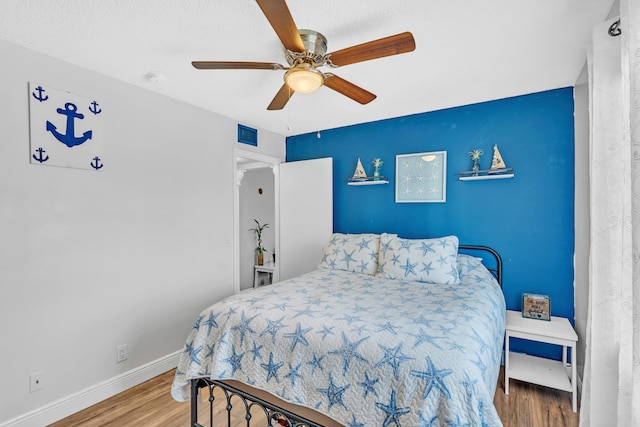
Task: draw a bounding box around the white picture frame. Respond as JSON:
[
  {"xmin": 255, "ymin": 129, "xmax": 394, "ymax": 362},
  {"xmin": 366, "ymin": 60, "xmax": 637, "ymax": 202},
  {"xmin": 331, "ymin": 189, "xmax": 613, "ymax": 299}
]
[{"xmin": 395, "ymin": 151, "xmax": 447, "ymax": 203}]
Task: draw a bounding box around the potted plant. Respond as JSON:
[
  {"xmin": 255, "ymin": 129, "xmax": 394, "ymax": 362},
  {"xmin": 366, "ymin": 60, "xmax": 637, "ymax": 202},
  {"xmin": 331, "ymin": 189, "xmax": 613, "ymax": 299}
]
[
  {"xmin": 467, "ymin": 149, "xmax": 483, "ymax": 175},
  {"xmin": 250, "ymin": 219, "xmax": 269, "ymax": 265}
]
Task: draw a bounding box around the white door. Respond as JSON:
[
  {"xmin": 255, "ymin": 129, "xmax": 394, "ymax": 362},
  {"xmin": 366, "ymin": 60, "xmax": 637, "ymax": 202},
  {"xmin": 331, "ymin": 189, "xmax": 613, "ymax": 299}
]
[{"xmin": 278, "ymin": 157, "xmax": 333, "ymax": 281}]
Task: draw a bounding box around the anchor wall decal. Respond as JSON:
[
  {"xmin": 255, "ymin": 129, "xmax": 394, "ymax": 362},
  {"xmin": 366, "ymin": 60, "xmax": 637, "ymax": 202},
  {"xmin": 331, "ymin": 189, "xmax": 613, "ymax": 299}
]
[
  {"xmin": 46, "ymin": 102, "xmax": 93, "ymax": 148},
  {"xmin": 90, "ymin": 156, "xmax": 104, "ymax": 170},
  {"xmin": 32, "ymin": 147, "xmax": 49, "ymax": 163},
  {"xmin": 32, "ymin": 86, "xmax": 49, "ymax": 102},
  {"xmin": 89, "ymin": 101, "xmax": 102, "ymax": 115}
]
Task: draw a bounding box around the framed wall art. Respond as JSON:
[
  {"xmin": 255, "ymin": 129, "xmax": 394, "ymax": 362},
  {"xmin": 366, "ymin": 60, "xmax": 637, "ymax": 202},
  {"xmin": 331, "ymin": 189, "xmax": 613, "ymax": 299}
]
[{"xmin": 395, "ymin": 151, "xmax": 447, "ymax": 203}]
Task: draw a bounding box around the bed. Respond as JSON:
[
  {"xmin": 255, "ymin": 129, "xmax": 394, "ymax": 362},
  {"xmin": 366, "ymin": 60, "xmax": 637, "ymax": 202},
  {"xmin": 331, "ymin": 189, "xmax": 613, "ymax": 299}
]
[{"xmin": 171, "ymin": 233, "xmax": 506, "ymax": 427}]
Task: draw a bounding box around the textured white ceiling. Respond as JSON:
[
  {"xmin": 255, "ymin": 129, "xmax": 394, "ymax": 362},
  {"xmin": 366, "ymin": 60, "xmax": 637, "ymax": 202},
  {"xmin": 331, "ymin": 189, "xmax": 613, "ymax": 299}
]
[{"xmin": 0, "ymin": 0, "xmax": 614, "ymax": 136}]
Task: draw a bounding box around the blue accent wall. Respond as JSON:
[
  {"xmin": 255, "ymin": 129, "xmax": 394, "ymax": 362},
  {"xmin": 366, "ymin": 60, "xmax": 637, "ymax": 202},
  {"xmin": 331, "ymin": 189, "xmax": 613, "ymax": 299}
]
[{"xmin": 286, "ymin": 88, "xmax": 575, "ymax": 359}]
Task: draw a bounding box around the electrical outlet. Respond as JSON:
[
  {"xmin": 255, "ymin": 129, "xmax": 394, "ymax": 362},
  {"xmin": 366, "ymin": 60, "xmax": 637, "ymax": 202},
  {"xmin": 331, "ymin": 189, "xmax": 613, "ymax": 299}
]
[
  {"xmin": 30, "ymin": 371, "xmax": 44, "ymax": 393},
  {"xmin": 116, "ymin": 344, "xmax": 128, "ymax": 363}
]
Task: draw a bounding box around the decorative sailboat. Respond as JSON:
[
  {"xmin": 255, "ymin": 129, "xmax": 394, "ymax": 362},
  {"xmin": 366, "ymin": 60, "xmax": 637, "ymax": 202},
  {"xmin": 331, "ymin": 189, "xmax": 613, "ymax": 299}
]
[
  {"xmin": 351, "ymin": 158, "xmax": 368, "ymax": 180},
  {"xmin": 489, "ymin": 145, "xmax": 509, "ymax": 173}
]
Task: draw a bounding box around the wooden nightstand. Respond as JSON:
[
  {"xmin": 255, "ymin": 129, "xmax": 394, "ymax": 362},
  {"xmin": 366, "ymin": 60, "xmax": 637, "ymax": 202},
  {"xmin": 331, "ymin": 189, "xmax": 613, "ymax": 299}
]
[
  {"xmin": 253, "ymin": 264, "xmax": 276, "ymax": 288},
  {"xmin": 504, "ymin": 309, "xmax": 578, "ymax": 412}
]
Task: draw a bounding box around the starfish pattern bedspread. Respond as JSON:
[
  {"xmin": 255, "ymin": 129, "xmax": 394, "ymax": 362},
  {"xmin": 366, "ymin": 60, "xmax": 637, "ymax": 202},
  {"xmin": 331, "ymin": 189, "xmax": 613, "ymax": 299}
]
[{"xmin": 172, "ymin": 255, "xmax": 505, "ymax": 426}]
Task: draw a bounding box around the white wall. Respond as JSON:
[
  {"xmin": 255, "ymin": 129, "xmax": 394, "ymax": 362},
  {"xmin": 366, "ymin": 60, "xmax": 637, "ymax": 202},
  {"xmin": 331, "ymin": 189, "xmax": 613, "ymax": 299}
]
[
  {"xmin": 574, "ymin": 81, "xmax": 590, "ymax": 381},
  {"xmin": 239, "ymin": 168, "xmax": 276, "ymax": 290},
  {"xmin": 0, "ymin": 40, "xmax": 284, "ymax": 425}
]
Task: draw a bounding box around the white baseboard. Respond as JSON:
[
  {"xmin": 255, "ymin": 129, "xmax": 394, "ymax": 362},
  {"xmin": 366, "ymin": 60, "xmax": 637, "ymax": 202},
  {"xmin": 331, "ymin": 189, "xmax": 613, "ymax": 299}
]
[{"xmin": 1, "ymin": 350, "xmax": 181, "ymax": 427}]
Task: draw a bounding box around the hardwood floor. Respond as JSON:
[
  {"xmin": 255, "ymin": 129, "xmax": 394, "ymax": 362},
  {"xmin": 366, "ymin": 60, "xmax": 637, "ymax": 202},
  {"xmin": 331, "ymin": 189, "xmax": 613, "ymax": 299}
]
[{"xmin": 49, "ymin": 367, "xmax": 579, "ymax": 427}]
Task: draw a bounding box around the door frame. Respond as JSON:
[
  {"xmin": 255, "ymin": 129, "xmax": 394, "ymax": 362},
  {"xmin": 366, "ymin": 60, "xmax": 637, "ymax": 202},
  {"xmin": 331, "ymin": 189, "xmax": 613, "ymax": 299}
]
[{"xmin": 233, "ymin": 148, "xmax": 283, "ymax": 294}]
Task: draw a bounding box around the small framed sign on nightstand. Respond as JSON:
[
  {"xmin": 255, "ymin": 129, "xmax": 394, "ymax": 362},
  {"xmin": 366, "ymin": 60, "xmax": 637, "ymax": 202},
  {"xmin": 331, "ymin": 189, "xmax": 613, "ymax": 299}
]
[{"xmin": 522, "ymin": 293, "xmax": 551, "ymax": 320}]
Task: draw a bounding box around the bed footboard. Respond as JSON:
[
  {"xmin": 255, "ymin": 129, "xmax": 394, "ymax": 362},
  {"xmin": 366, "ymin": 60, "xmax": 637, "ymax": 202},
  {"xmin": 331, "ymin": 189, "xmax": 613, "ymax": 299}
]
[{"xmin": 191, "ymin": 378, "xmax": 326, "ymax": 427}]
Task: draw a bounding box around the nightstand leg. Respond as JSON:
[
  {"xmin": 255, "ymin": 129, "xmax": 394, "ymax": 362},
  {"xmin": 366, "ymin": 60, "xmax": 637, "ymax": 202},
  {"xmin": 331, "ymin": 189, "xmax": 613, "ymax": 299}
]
[
  {"xmin": 571, "ymin": 346, "xmax": 577, "ymax": 412},
  {"xmin": 505, "ymin": 334, "xmax": 510, "ymax": 395}
]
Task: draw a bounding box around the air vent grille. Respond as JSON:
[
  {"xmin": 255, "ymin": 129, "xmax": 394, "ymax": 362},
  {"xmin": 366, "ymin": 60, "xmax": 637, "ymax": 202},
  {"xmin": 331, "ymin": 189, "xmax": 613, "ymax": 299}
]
[{"xmin": 238, "ymin": 124, "xmax": 257, "ymax": 146}]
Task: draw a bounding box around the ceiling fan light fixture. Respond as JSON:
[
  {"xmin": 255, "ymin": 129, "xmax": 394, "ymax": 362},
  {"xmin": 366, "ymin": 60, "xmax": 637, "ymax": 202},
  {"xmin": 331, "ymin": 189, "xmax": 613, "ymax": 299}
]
[{"xmin": 284, "ymin": 64, "xmax": 324, "ymax": 94}]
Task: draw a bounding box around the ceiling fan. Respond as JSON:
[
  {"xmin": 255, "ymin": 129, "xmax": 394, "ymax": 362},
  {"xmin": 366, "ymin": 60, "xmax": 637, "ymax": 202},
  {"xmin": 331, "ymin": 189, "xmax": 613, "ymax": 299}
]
[{"xmin": 192, "ymin": 0, "xmax": 416, "ymax": 110}]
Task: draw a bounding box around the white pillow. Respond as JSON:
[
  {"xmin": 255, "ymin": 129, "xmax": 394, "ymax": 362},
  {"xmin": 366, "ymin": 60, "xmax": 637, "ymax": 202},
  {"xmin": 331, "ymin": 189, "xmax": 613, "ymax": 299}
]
[
  {"xmin": 376, "ymin": 233, "xmax": 460, "ymax": 284},
  {"xmin": 318, "ymin": 233, "xmax": 380, "ymax": 275}
]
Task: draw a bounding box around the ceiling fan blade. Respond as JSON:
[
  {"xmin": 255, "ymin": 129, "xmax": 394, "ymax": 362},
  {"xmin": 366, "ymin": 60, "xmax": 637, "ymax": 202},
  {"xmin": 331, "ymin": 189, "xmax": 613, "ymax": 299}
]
[
  {"xmin": 267, "ymin": 83, "xmax": 295, "ymax": 110},
  {"xmin": 327, "ymin": 32, "xmax": 416, "ymax": 67},
  {"xmin": 256, "ymin": 0, "xmax": 305, "ymax": 52},
  {"xmin": 324, "ymin": 74, "xmax": 376, "ymax": 105},
  {"xmin": 192, "ymin": 61, "xmax": 284, "ymax": 70}
]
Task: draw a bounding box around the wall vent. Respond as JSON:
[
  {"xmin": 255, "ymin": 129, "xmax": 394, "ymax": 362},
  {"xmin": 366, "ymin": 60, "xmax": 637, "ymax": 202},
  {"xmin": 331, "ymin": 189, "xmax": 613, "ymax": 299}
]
[{"xmin": 238, "ymin": 124, "xmax": 258, "ymax": 146}]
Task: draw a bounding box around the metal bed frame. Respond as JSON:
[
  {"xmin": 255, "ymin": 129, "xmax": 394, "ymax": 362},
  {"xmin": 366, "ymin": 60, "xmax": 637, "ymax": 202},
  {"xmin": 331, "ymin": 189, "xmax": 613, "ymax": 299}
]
[{"xmin": 190, "ymin": 244, "xmax": 503, "ymax": 427}]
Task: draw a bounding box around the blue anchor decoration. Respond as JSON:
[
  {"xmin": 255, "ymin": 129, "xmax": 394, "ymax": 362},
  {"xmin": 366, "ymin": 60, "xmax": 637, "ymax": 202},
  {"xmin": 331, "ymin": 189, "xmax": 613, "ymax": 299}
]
[
  {"xmin": 90, "ymin": 156, "xmax": 104, "ymax": 170},
  {"xmin": 32, "ymin": 147, "xmax": 49, "ymax": 163},
  {"xmin": 89, "ymin": 101, "xmax": 102, "ymax": 115},
  {"xmin": 32, "ymin": 86, "xmax": 49, "ymax": 102},
  {"xmin": 46, "ymin": 102, "xmax": 93, "ymax": 148}
]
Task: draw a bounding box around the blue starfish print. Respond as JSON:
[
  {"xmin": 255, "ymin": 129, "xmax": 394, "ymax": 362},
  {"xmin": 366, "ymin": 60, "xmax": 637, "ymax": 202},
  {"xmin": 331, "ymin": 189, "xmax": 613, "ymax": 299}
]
[
  {"xmin": 446, "ymin": 265, "xmax": 459, "ymax": 281},
  {"xmin": 460, "ymin": 371, "xmax": 477, "ymax": 399},
  {"xmin": 380, "ymin": 239, "xmax": 393, "ymax": 256},
  {"xmin": 391, "ymin": 254, "xmax": 401, "ymax": 265},
  {"xmin": 444, "ymin": 415, "xmax": 470, "ymax": 427},
  {"xmin": 317, "ymin": 325, "xmax": 336, "ymax": 340},
  {"xmin": 437, "ymin": 238, "xmax": 452, "ymax": 249},
  {"xmin": 284, "ymin": 362, "xmax": 302, "ymax": 387},
  {"xmin": 358, "ymin": 260, "xmax": 370, "ymax": 273},
  {"xmin": 260, "ymin": 352, "xmax": 284, "ymax": 383},
  {"xmin": 328, "ymin": 259, "xmax": 338, "ymax": 268},
  {"xmin": 376, "ymin": 390, "xmax": 411, "ymax": 427},
  {"xmin": 284, "ymin": 322, "xmax": 312, "ymax": 351},
  {"xmin": 224, "ymin": 306, "xmax": 238, "ymax": 318},
  {"xmin": 399, "ymin": 239, "xmax": 414, "ymax": 252},
  {"xmin": 437, "ymin": 254, "xmax": 449, "ymax": 267},
  {"xmin": 223, "ymin": 345, "xmax": 244, "ymax": 375},
  {"xmin": 306, "ymin": 353, "xmax": 326, "ymax": 372},
  {"xmin": 357, "ymin": 237, "xmax": 372, "ymax": 251},
  {"xmin": 189, "ymin": 345, "xmax": 203, "ymax": 366},
  {"xmin": 230, "ymin": 311, "xmax": 259, "ymax": 345},
  {"xmin": 205, "ymin": 343, "xmax": 216, "ymax": 358},
  {"xmin": 272, "ymin": 302, "xmax": 287, "ymax": 311},
  {"xmin": 260, "ymin": 316, "xmax": 286, "ymax": 343},
  {"xmin": 347, "ymin": 414, "xmax": 365, "ymax": 427},
  {"xmin": 375, "ymin": 322, "xmax": 400, "ymax": 335},
  {"xmin": 203, "ymin": 311, "xmax": 219, "ymax": 334},
  {"xmin": 400, "ymin": 258, "xmax": 418, "ymax": 278},
  {"xmin": 329, "ymin": 235, "xmax": 339, "ymax": 246},
  {"xmin": 328, "ymin": 332, "xmax": 369, "ymax": 375},
  {"xmin": 419, "ymin": 241, "xmax": 436, "ymax": 256},
  {"xmin": 417, "ymin": 412, "xmax": 439, "ymax": 427},
  {"xmin": 410, "ymin": 356, "xmax": 452, "ymax": 399},
  {"xmin": 249, "ymin": 341, "xmax": 263, "ymax": 361},
  {"xmin": 377, "ymin": 261, "xmax": 388, "ymax": 275},
  {"xmin": 374, "ymin": 343, "xmax": 414, "ymax": 380},
  {"xmin": 413, "ymin": 315, "xmax": 434, "ymax": 327},
  {"xmin": 411, "ymin": 328, "xmax": 443, "ymax": 349},
  {"xmin": 192, "ymin": 315, "xmax": 204, "ymax": 330},
  {"xmin": 358, "ymin": 371, "xmax": 379, "ymax": 398},
  {"xmin": 183, "ymin": 340, "xmax": 195, "ymax": 355},
  {"xmin": 316, "ymin": 375, "xmax": 350, "ymax": 410},
  {"xmin": 291, "ymin": 305, "xmax": 319, "ymax": 319},
  {"xmin": 342, "ymin": 249, "xmax": 356, "ymax": 269}
]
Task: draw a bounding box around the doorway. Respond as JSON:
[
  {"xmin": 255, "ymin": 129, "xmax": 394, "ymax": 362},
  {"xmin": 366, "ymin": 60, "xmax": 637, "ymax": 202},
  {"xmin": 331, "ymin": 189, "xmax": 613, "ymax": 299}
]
[{"xmin": 233, "ymin": 148, "xmax": 282, "ymax": 293}]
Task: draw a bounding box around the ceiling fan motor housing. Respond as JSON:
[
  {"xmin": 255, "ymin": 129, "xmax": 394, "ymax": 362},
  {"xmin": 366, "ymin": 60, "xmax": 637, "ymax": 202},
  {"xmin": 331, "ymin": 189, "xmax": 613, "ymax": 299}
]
[{"xmin": 285, "ymin": 29, "xmax": 327, "ymax": 67}]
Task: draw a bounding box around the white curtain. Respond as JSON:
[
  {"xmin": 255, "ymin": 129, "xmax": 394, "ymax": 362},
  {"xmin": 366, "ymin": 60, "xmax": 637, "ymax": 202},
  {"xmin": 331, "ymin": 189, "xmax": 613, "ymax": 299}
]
[{"xmin": 582, "ymin": 1, "xmax": 640, "ymax": 425}]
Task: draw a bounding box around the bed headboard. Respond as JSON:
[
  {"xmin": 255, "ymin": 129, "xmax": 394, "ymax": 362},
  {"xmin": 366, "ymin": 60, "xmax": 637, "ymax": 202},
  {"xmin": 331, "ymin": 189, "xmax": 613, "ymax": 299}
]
[{"xmin": 458, "ymin": 244, "xmax": 503, "ymax": 288}]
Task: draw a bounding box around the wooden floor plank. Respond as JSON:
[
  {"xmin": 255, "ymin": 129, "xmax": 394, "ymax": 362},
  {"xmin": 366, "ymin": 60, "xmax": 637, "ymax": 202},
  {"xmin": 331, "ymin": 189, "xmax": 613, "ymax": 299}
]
[{"xmin": 50, "ymin": 367, "xmax": 580, "ymax": 427}]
